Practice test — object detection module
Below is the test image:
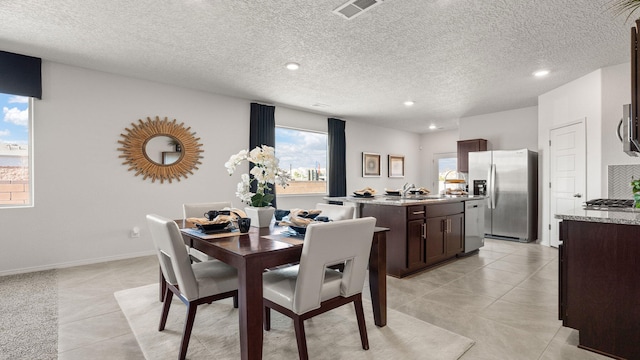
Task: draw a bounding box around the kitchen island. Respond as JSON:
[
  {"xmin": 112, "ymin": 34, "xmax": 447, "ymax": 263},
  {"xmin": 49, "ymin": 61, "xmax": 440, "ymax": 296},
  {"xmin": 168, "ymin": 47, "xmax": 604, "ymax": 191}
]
[
  {"xmin": 326, "ymin": 195, "xmax": 485, "ymax": 278},
  {"xmin": 555, "ymin": 209, "xmax": 640, "ymax": 360}
]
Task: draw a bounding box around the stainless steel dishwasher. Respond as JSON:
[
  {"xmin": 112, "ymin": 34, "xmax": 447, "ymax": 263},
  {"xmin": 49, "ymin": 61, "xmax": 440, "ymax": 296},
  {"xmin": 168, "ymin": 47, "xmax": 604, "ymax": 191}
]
[{"xmin": 462, "ymin": 199, "xmax": 485, "ymax": 254}]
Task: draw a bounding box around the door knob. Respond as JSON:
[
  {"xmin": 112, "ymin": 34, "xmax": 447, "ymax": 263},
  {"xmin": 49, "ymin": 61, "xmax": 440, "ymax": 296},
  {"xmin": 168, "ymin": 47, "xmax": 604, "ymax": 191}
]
[{"xmin": 573, "ymin": 193, "xmax": 582, "ymax": 198}]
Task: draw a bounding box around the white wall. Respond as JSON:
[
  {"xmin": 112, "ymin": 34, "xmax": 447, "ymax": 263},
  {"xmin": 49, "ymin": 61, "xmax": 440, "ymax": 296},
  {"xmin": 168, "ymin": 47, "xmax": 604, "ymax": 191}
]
[
  {"xmin": 346, "ymin": 121, "xmax": 422, "ymax": 193},
  {"xmin": 537, "ymin": 69, "xmax": 603, "ymax": 246},
  {"xmin": 0, "ymin": 61, "xmax": 255, "ymax": 274},
  {"xmin": 458, "ymin": 106, "xmax": 538, "ymax": 151},
  {"xmin": 601, "ymin": 62, "xmax": 640, "ymax": 192},
  {"xmin": 1, "ymin": 61, "xmax": 423, "ymax": 275}
]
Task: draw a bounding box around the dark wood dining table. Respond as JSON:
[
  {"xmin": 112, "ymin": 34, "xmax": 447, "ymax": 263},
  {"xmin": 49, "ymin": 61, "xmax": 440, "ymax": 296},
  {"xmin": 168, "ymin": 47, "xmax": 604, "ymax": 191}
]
[{"xmin": 175, "ymin": 220, "xmax": 388, "ymax": 360}]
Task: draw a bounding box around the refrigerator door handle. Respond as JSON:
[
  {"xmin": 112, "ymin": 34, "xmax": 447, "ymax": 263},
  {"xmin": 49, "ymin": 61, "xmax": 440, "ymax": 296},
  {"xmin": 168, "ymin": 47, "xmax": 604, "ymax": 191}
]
[
  {"xmin": 490, "ymin": 164, "xmax": 497, "ymax": 209},
  {"xmin": 486, "ymin": 166, "xmax": 492, "ymax": 208}
]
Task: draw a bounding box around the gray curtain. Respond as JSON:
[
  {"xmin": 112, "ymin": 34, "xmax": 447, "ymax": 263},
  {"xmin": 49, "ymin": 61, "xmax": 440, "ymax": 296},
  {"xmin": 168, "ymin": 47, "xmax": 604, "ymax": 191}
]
[
  {"xmin": 249, "ymin": 102, "xmax": 277, "ymax": 207},
  {"xmin": 328, "ymin": 118, "xmax": 346, "ymax": 198}
]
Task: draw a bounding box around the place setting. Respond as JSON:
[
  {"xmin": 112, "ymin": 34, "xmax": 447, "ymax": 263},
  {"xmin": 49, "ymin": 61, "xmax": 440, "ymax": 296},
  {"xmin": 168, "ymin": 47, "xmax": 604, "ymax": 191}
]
[
  {"xmin": 352, "ymin": 186, "xmax": 377, "ymax": 198},
  {"xmin": 182, "ymin": 208, "xmax": 252, "ymax": 239},
  {"xmin": 276, "ymin": 208, "xmax": 331, "ymax": 237}
]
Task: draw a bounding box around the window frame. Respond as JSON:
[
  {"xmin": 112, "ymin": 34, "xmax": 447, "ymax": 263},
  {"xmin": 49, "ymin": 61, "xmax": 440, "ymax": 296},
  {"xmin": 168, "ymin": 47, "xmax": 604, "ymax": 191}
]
[
  {"xmin": 274, "ymin": 125, "xmax": 329, "ymax": 196},
  {"xmin": 0, "ymin": 95, "xmax": 33, "ymax": 208}
]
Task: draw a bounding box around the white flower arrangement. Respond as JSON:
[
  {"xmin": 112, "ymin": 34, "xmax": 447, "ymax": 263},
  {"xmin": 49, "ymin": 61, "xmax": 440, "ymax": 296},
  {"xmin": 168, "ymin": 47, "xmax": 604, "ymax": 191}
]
[{"xmin": 225, "ymin": 145, "xmax": 291, "ymax": 207}]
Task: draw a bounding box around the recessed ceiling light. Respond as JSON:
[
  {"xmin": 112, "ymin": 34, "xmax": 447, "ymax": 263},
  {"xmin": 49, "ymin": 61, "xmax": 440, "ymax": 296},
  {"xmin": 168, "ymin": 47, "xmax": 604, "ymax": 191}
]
[
  {"xmin": 429, "ymin": 124, "xmax": 436, "ymax": 130},
  {"xmin": 404, "ymin": 100, "xmax": 415, "ymax": 106},
  {"xmin": 286, "ymin": 62, "xmax": 300, "ymax": 70},
  {"xmin": 533, "ymin": 70, "xmax": 550, "ymax": 77}
]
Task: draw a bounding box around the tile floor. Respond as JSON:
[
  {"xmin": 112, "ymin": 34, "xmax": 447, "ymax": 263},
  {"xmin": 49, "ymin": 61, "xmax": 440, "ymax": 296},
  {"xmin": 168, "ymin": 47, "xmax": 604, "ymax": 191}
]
[{"xmin": 56, "ymin": 239, "xmax": 611, "ymax": 359}]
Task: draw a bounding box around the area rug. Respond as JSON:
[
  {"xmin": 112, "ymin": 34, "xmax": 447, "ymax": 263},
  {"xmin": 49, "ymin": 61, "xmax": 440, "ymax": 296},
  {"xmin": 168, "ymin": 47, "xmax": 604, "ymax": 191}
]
[
  {"xmin": 0, "ymin": 270, "xmax": 58, "ymax": 360},
  {"xmin": 115, "ymin": 284, "xmax": 474, "ymax": 360}
]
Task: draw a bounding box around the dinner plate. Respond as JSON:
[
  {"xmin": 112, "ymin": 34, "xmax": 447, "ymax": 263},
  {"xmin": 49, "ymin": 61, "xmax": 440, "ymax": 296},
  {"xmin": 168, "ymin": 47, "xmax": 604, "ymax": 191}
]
[
  {"xmin": 196, "ymin": 222, "xmax": 230, "ymax": 233},
  {"xmin": 353, "ymin": 192, "xmax": 374, "ymax": 198},
  {"xmin": 289, "ymin": 225, "xmax": 307, "ymax": 236},
  {"xmin": 385, "ymin": 190, "xmax": 401, "ymax": 196},
  {"xmin": 298, "ymin": 211, "xmax": 319, "ymax": 219}
]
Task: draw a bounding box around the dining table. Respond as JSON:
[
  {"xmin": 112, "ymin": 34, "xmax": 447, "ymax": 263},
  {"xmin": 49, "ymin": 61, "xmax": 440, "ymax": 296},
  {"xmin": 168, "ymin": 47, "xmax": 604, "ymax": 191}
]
[{"xmin": 173, "ymin": 219, "xmax": 389, "ymax": 360}]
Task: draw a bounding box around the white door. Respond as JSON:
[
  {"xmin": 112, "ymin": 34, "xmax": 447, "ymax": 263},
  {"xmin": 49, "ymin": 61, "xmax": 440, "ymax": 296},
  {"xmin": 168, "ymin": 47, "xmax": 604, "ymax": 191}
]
[
  {"xmin": 433, "ymin": 152, "xmax": 457, "ymax": 195},
  {"xmin": 549, "ymin": 121, "xmax": 586, "ymax": 248}
]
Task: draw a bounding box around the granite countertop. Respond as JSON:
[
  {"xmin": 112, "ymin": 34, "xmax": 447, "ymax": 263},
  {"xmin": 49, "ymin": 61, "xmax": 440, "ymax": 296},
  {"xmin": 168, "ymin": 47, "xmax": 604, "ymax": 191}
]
[
  {"xmin": 555, "ymin": 208, "xmax": 640, "ymax": 225},
  {"xmin": 324, "ymin": 195, "xmax": 487, "ymax": 207}
]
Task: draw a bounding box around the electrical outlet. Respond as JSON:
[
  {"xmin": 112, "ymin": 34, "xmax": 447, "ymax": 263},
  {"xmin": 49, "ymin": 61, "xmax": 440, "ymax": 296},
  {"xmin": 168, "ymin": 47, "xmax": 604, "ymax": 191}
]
[{"xmin": 130, "ymin": 226, "xmax": 140, "ymax": 238}]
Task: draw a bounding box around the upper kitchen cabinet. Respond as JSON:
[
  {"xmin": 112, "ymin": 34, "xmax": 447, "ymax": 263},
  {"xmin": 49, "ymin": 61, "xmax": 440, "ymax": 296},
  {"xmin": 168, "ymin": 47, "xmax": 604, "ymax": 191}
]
[{"xmin": 457, "ymin": 138, "xmax": 487, "ymax": 173}]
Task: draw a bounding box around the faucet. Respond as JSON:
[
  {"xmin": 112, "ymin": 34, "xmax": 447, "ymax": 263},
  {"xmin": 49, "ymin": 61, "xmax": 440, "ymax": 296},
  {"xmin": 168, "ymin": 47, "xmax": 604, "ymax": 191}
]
[{"xmin": 402, "ymin": 183, "xmax": 415, "ymax": 197}]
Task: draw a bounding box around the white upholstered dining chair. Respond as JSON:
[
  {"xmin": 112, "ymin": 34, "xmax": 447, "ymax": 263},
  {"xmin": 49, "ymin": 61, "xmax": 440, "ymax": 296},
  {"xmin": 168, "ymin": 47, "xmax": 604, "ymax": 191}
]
[
  {"xmin": 262, "ymin": 217, "xmax": 376, "ymax": 359},
  {"xmin": 315, "ymin": 202, "xmax": 355, "ymax": 220},
  {"xmin": 183, "ymin": 201, "xmax": 232, "ymax": 262},
  {"xmin": 183, "ymin": 201, "xmax": 233, "ymax": 219},
  {"xmin": 146, "ymin": 214, "xmax": 238, "ymax": 360}
]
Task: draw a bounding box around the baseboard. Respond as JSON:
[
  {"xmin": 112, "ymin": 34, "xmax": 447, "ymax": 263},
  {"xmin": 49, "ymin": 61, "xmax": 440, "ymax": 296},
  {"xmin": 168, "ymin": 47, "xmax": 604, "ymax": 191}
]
[{"xmin": 0, "ymin": 250, "xmax": 156, "ymax": 277}]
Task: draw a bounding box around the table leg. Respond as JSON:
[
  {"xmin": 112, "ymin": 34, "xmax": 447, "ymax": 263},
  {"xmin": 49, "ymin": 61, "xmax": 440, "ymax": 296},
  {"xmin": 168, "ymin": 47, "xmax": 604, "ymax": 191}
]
[
  {"xmin": 368, "ymin": 231, "xmax": 387, "ymax": 327},
  {"xmin": 238, "ymin": 258, "xmax": 265, "ymax": 360}
]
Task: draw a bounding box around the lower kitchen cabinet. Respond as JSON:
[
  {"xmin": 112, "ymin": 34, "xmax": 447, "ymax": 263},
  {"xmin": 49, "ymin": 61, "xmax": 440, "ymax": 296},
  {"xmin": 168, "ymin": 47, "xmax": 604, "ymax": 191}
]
[
  {"xmin": 425, "ymin": 216, "xmax": 446, "ymax": 265},
  {"xmin": 559, "ymin": 220, "xmax": 640, "ymax": 360},
  {"xmin": 426, "ymin": 211, "xmax": 464, "ymax": 265},
  {"xmin": 446, "ymin": 213, "xmax": 464, "ymax": 256},
  {"xmin": 407, "ymin": 218, "xmax": 426, "ymax": 268},
  {"xmin": 361, "ymin": 201, "xmax": 464, "ymax": 278}
]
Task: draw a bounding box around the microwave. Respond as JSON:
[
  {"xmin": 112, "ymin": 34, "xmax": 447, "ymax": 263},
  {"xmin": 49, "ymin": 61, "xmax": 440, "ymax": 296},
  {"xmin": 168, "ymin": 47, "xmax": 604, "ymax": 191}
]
[
  {"xmin": 621, "ymin": 21, "xmax": 640, "ymax": 157},
  {"xmin": 619, "ymin": 104, "xmax": 640, "ymax": 157}
]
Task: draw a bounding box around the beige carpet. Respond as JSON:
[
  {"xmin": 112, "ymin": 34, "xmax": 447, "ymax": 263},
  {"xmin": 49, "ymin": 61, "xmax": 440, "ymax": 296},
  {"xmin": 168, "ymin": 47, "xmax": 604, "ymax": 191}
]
[
  {"xmin": 115, "ymin": 284, "xmax": 474, "ymax": 360},
  {"xmin": 0, "ymin": 270, "xmax": 57, "ymax": 360}
]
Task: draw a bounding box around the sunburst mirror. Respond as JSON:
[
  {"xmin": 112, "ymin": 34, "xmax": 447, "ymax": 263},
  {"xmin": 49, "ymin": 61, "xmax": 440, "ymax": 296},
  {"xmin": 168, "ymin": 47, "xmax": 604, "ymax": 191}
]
[{"xmin": 118, "ymin": 116, "xmax": 203, "ymax": 183}]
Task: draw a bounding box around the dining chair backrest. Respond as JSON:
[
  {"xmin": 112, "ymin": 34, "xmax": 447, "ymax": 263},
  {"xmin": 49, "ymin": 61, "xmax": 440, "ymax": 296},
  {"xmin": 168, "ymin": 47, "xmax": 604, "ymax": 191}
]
[
  {"xmin": 293, "ymin": 217, "xmax": 376, "ymax": 314},
  {"xmin": 183, "ymin": 202, "xmax": 232, "ymax": 218},
  {"xmin": 147, "ymin": 214, "xmax": 200, "ymax": 300},
  {"xmin": 314, "ymin": 203, "xmax": 355, "ymax": 221}
]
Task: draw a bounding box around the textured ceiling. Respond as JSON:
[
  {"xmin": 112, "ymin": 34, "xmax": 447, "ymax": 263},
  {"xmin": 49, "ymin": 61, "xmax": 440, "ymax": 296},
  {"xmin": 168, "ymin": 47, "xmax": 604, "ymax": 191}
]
[{"xmin": 0, "ymin": 0, "xmax": 633, "ymax": 133}]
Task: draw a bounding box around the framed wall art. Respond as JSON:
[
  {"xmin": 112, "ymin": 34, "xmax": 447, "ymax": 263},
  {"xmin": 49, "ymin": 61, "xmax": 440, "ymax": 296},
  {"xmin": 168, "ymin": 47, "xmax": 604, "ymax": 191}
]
[
  {"xmin": 388, "ymin": 154, "xmax": 405, "ymax": 178},
  {"xmin": 362, "ymin": 152, "xmax": 381, "ymax": 177}
]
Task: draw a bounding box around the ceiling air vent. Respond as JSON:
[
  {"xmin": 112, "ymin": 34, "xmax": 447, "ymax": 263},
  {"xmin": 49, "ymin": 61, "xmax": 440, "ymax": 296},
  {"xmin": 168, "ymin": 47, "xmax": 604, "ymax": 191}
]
[{"xmin": 333, "ymin": 0, "xmax": 384, "ymax": 20}]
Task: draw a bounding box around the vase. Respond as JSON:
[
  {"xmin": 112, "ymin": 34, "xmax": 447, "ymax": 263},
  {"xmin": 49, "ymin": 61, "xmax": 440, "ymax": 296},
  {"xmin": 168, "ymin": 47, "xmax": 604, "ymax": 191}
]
[
  {"xmin": 634, "ymin": 192, "xmax": 640, "ymax": 209},
  {"xmin": 244, "ymin": 206, "xmax": 275, "ymax": 228}
]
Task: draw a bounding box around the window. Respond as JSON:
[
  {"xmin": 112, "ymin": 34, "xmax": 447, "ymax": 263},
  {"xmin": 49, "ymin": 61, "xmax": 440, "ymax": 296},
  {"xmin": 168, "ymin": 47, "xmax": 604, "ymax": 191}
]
[
  {"xmin": 0, "ymin": 92, "xmax": 32, "ymax": 207},
  {"xmin": 433, "ymin": 152, "xmax": 457, "ymax": 195},
  {"xmin": 275, "ymin": 127, "xmax": 327, "ymax": 195}
]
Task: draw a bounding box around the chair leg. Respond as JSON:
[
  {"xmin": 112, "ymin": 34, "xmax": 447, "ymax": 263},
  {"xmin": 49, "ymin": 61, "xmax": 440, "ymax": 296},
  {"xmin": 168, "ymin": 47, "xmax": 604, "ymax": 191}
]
[
  {"xmin": 264, "ymin": 306, "xmax": 271, "ymax": 331},
  {"xmin": 178, "ymin": 303, "xmax": 198, "ymax": 360},
  {"xmin": 293, "ymin": 316, "xmax": 309, "ymax": 360},
  {"xmin": 159, "ymin": 269, "xmax": 166, "ymax": 302},
  {"xmin": 354, "ymin": 297, "xmax": 369, "ymax": 350},
  {"xmin": 159, "ymin": 288, "xmax": 173, "ymax": 331}
]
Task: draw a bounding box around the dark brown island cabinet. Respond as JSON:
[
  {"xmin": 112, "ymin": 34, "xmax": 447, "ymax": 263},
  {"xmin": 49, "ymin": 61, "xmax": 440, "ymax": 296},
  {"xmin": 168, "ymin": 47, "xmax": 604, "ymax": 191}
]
[
  {"xmin": 559, "ymin": 220, "xmax": 640, "ymax": 360},
  {"xmin": 362, "ymin": 202, "xmax": 464, "ymax": 278}
]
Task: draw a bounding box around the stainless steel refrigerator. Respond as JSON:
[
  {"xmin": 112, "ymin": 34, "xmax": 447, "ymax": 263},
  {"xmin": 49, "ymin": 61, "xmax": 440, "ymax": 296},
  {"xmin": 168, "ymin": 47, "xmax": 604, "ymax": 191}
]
[{"xmin": 468, "ymin": 149, "xmax": 538, "ymax": 243}]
